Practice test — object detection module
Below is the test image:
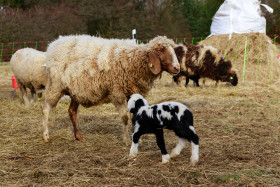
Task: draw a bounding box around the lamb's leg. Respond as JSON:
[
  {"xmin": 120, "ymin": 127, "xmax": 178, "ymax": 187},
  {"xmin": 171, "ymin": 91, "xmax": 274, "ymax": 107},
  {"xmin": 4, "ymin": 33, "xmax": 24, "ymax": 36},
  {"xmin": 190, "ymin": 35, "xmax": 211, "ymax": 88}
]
[
  {"xmin": 187, "ymin": 126, "xmax": 199, "ymax": 166},
  {"xmin": 68, "ymin": 99, "xmax": 83, "ymax": 141},
  {"xmin": 155, "ymin": 129, "xmax": 170, "ymax": 163},
  {"xmin": 42, "ymin": 90, "xmax": 62, "ymax": 142},
  {"xmin": 170, "ymin": 137, "xmax": 188, "ymax": 158},
  {"xmin": 129, "ymin": 123, "xmax": 143, "ymax": 158},
  {"xmin": 190, "ymin": 141, "xmax": 199, "ymax": 166}
]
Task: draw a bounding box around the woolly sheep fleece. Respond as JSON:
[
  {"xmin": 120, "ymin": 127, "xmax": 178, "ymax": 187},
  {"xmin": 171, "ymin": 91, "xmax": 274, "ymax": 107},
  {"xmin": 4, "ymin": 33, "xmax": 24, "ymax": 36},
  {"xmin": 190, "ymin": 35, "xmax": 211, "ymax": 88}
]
[
  {"xmin": 43, "ymin": 35, "xmax": 179, "ymax": 143},
  {"xmin": 10, "ymin": 48, "xmax": 47, "ymax": 96},
  {"xmin": 174, "ymin": 43, "xmax": 238, "ymax": 86},
  {"xmin": 45, "ymin": 35, "xmax": 178, "ymax": 107}
]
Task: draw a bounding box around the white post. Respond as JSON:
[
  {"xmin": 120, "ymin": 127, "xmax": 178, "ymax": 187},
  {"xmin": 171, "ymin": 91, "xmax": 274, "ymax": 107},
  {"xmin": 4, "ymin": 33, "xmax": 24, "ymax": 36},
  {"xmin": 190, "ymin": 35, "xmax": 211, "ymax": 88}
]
[{"xmin": 132, "ymin": 29, "xmax": 136, "ymax": 43}]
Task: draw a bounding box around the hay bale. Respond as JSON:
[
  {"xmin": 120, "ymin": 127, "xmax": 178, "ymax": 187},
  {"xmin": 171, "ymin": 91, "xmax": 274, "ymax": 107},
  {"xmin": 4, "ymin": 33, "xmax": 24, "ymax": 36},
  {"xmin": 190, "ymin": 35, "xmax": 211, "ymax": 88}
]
[
  {"xmin": 199, "ymin": 33, "xmax": 280, "ymax": 84},
  {"xmin": 199, "ymin": 33, "xmax": 278, "ymax": 64}
]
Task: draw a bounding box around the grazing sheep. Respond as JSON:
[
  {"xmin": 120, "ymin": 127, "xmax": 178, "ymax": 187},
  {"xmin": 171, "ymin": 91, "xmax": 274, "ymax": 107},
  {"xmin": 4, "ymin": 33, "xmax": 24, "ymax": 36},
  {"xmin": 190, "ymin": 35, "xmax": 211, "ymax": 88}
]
[
  {"xmin": 42, "ymin": 35, "xmax": 180, "ymax": 144},
  {"xmin": 128, "ymin": 94, "xmax": 199, "ymax": 165},
  {"xmin": 173, "ymin": 43, "xmax": 238, "ymax": 87},
  {"xmin": 10, "ymin": 48, "xmax": 47, "ymax": 104}
]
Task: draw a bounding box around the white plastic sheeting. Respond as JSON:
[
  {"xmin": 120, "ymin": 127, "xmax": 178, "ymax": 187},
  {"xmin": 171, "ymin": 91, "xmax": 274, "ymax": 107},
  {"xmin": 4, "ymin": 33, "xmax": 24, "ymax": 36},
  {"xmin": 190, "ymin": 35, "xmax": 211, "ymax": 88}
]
[{"xmin": 210, "ymin": 0, "xmax": 273, "ymax": 38}]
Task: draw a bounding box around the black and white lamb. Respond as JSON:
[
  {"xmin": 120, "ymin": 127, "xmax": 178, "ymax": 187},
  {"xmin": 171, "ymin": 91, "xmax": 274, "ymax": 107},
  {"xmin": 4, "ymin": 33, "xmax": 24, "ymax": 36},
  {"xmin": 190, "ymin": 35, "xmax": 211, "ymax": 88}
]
[{"xmin": 127, "ymin": 94, "xmax": 199, "ymax": 165}]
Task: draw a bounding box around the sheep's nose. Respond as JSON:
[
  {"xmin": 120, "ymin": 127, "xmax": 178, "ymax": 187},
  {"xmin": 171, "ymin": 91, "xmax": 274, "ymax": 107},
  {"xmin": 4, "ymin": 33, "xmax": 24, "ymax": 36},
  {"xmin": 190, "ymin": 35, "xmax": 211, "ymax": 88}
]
[{"xmin": 174, "ymin": 64, "xmax": 180, "ymax": 72}]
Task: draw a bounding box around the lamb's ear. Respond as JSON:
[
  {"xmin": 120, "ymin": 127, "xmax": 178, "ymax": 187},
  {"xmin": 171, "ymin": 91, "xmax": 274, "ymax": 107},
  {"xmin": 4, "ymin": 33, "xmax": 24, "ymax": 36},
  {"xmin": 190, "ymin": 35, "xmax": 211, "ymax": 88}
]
[{"xmin": 149, "ymin": 52, "xmax": 161, "ymax": 75}]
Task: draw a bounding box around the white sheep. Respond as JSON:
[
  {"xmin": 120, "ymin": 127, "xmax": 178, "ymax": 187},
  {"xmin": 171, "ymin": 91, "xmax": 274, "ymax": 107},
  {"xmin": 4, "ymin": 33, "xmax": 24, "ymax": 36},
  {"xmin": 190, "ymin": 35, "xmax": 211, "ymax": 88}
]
[
  {"xmin": 42, "ymin": 35, "xmax": 180, "ymax": 144},
  {"xmin": 127, "ymin": 94, "xmax": 199, "ymax": 165},
  {"xmin": 10, "ymin": 48, "xmax": 47, "ymax": 105}
]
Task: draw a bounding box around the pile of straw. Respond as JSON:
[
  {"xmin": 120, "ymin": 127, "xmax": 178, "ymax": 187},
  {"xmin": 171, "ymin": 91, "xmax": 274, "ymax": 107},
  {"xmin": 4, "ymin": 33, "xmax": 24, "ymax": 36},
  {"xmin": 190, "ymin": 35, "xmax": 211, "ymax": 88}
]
[{"xmin": 199, "ymin": 33, "xmax": 280, "ymax": 84}]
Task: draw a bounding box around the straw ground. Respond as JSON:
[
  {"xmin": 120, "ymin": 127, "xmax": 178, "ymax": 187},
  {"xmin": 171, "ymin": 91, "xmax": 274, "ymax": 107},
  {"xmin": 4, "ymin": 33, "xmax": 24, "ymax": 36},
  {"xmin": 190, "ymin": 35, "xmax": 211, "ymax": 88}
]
[{"xmin": 0, "ymin": 62, "xmax": 280, "ymax": 186}]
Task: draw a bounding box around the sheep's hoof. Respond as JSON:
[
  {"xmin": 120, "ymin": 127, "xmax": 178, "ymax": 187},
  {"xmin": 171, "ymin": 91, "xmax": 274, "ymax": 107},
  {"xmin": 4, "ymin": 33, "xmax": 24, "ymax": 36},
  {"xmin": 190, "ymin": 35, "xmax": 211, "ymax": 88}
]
[
  {"xmin": 123, "ymin": 138, "xmax": 130, "ymax": 146},
  {"xmin": 75, "ymin": 131, "xmax": 84, "ymax": 142},
  {"xmin": 43, "ymin": 133, "xmax": 49, "ymax": 142},
  {"xmin": 161, "ymin": 154, "xmax": 170, "ymax": 163}
]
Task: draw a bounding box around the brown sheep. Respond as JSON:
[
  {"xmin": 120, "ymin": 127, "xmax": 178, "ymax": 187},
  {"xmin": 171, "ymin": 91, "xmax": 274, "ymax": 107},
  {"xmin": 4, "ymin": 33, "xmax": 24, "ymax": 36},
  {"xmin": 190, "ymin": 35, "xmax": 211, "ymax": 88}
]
[{"xmin": 173, "ymin": 43, "xmax": 238, "ymax": 87}]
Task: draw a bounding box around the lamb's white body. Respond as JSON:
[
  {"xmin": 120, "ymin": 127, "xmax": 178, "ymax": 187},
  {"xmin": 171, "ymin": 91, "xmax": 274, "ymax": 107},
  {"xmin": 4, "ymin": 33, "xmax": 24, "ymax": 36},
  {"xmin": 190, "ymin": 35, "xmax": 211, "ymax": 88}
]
[{"xmin": 10, "ymin": 48, "xmax": 47, "ymax": 104}]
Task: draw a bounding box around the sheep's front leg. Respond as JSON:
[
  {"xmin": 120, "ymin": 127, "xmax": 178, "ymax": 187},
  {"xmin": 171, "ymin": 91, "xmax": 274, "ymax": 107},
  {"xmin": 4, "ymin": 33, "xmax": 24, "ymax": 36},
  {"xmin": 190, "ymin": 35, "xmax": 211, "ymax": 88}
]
[
  {"xmin": 115, "ymin": 103, "xmax": 130, "ymax": 146},
  {"xmin": 155, "ymin": 129, "xmax": 170, "ymax": 163},
  {"xmin": 42, "ymin": 88, "xmax": 63, "ymax": 142},
  {"xmin": 173, "ymin": 74, "xmax": 181, "ymax": 86},
  {"xmin": 42, "ymin": 102, "xmax": 51, "ymax": 142},
  {"xmin": 69, "ymin": 99, "xmax": 83, "ymax": 141}
]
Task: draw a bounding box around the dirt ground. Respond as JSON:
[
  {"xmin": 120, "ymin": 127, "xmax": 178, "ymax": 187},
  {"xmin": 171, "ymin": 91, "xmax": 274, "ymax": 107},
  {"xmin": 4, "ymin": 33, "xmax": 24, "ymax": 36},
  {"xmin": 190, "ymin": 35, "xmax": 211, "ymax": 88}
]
[{"xmin": 0, "ymin": 63, "xmax": 280, "ymax": 186}]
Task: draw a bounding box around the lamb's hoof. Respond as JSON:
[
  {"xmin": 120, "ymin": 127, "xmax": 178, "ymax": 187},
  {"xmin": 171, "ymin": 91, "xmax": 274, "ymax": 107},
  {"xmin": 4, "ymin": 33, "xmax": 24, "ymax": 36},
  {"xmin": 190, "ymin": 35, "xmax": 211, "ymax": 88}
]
[
  {"xmin": 75, "ymin": 131, "xmax": 84, "ymax": 142},
  {"xmin": 162, "ymin": 154, "xmax": 170, "ymax": 163},
  {"xmin": 170, "ymin": 149, "xmax": 179, "ymax": 158},
  {"xmin": 129, "ymin": 152, "xmax": 137, "ymax": 159},
  {"xmin": 190, "ymin": 156, "xmax": 198, "ymax": 166},
  {"xmin": 43, "ymin": 133, "xmax": 49, "ymax": 142}
]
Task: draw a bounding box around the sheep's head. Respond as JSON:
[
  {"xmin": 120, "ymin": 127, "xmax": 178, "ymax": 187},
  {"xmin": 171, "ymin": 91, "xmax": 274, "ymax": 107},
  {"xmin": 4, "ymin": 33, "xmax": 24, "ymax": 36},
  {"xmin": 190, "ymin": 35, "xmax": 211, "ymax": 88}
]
[
  {"xmin": 217, "ymin": 60, "xmax": 238, "ymax": 86},
  {"xmin": 148, "ymin": 37, "xmax": 180, "ymax": 75},
  {"xmin": 127, "ymin": 94, "xmax": 149, "ymax": 114}
]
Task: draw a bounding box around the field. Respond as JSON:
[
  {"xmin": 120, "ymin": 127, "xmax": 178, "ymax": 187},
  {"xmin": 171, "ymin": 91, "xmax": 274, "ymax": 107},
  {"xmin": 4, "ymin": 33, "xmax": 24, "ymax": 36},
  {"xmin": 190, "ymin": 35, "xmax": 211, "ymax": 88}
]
[{"xmin": 0, "ymin": 63, "xmax": 280, "ymax": 186}]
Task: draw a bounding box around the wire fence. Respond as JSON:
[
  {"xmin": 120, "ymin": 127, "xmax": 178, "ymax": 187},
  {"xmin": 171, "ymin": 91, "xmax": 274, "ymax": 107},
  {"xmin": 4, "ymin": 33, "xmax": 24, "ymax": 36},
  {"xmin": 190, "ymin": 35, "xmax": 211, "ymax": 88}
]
[
  {"xmin": 0, "ymin": 41, "xmax": 50, "ymax": 63},
  {"xmin": 1, "ymin": 35, "xmax": 280, "ymax": 84},
  {"xmin": 0, "ymin": 35, "xmax": 279, "ymax": 63}
]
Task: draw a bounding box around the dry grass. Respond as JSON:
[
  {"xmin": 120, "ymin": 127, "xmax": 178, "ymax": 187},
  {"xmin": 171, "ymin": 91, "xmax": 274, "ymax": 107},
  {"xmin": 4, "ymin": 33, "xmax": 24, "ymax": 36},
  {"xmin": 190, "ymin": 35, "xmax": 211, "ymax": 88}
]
[{"xmin": 0, "ymin": 62, "xmax": 280, "ymax": 186}]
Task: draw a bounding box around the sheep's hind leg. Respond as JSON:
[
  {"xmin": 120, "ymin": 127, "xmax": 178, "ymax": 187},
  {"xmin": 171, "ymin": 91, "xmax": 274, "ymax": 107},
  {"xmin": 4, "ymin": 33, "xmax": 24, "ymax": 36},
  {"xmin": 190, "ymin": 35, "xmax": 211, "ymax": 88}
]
[
  {"xmin": 69, "ymin": 99, "xmax": 83, "ymax": 141},
  {"xmin": 30, "ymin": 87, "xmax": 36, "ymax": 102},
  {"xmin": 18, "ymin": 83, "xmax": 29, "ymax": 105},
  {"xmin": 170, "ymin": 137, "xmax": 188, "ymax": 158}
]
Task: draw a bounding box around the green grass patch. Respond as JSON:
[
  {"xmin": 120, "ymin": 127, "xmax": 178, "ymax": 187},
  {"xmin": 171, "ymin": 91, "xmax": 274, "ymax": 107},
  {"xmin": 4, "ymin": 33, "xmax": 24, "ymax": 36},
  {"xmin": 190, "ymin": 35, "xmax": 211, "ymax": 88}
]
[
  {"xmin": 191, "ymin": 173, "xmax": 202, "ymax": 178},
  {"xmin": 242, "ymin": 169, "xmax": 268, "ymax": 177},
  {"xmin": 213, "ymin": 173, "xmax": 240, "ymax": 182},
  {"xmin": 222, "ymin": 126, "xmax": 233, "ymax": 131}
]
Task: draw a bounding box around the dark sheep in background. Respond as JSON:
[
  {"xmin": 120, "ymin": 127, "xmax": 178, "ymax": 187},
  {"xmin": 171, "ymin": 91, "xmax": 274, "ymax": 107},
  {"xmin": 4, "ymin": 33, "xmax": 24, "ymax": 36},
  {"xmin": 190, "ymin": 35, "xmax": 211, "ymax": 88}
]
[{"xmin": 173, "ymin": 43, "xmax": 238, "ymax": 87}]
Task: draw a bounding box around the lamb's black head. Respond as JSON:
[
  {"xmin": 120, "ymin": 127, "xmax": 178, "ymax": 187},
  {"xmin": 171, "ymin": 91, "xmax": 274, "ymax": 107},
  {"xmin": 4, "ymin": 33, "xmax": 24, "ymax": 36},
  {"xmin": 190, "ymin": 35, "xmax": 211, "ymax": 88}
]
[{"xmin": 127, "ymin": 94, "xmax": 149, "ymax": 114}]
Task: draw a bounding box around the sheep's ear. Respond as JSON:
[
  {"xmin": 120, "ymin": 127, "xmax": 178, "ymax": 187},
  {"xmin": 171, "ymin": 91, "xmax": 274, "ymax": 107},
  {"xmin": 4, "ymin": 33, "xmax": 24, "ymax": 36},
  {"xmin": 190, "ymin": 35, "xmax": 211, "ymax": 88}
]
[{"xmin": 149, "ymin": 52, "xmax": 161, "ymax": 75}]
